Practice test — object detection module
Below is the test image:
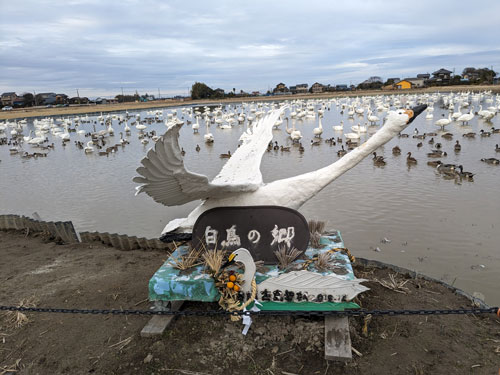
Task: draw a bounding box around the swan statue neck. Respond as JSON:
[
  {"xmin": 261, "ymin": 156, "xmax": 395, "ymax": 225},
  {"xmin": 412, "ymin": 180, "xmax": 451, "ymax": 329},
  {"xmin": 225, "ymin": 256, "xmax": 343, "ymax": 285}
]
[
  {"xmin": 232, "ymin": 248, "xmax": 256, "ymax": 294},
  {"xmin": 264, "ymin": 109, "xmax": 413, "ymax": 208}
]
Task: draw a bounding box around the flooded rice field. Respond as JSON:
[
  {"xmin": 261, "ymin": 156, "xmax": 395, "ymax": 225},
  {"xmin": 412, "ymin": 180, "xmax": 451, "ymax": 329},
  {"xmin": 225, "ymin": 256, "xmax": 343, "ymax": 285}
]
[{"xmin": 1, "ymin": 92, "xmax": 499, "ymax": 303}]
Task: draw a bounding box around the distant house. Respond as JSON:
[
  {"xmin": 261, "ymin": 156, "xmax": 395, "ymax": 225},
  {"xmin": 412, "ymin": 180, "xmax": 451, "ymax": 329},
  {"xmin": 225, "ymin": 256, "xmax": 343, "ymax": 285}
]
[
  {"xmin": 12, "ymin": 96, "xmax": 25, "ymax": 107},
  {"xmin": 289, "ymin": 86, "xmax": 297, "ymax": 94},
  {"xmin": 417, "ymin": 73, "xmax": 430, "ymax": 80},
  {"xmin": 395, "ymin": 80, "xmax": 414, "ymax": 90},
  {"xmin": 1, "ymin": 92, "xmax": 17, "ymax": 106},
  {"xmin": 433, "ymin": 68, "xmax": 452, "ymax": 79},
  {"xmin": 69, "ymin": 96, "xmax": 89, "ymax": 104},
  {"xmin": 295, "ymin": 83, "xmax": 308, "ymax": 94},
  {"xmin": 462, "ymin": 67, "xmax": 480, "ymax": 81},
  {"xmin": 404, "ymin": 78, "xmax": 426, "ymax": 88},
  {"xmin": 95, "ymin": 97, "xmax": 118, "ymax": 104},
  {"xmin": 429, "ymin": 68, "xmax": 453, "ymax": 85},
  {"xmin": 214, "ymin": 88, "xmax": 225, "ymax": 96},
  {"xmin": 55, "ymin": 94, "xmax": 68, "ymax": 104},
  {"xmin": 36, "ymin": 92, "xmax": 57, "ymax": 105},
  {"xmin": 95, "ymin": 97, "xmax": 112, "ymax": 104},
  {"xmin": 335, "ymin": 84, "xmax": 349, "ymax": 91},
  {"xmin": 311, "ymin": 82, "xmax": 325, "ymax": 93},
  {"xmin": 273, "ymin": 83, "xmax": 288, "ymax": 94}
]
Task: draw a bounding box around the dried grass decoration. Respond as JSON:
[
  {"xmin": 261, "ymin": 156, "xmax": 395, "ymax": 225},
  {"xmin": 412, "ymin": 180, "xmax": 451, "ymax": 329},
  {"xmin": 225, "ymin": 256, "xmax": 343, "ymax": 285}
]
[
  {"xmin": 308, "ymin": 220, "xmax": 326, "ymax": 248},
  {"xmin": 211, "ymin": 252, "xmax": 258, "ymax": 321},
  {"xmin": 315, "ymin": 251, "xmax": 334, "ymax": 271},
  {"xmin": 215, "ymin": 270, "xmax": 245, "ymax": 313},
  {"xmin": 168, "ymin": 242, "xmax": 203, "ymax": 270},
  {"xmin": 274, "ymin": 245, "xmax": 303, "ymax": 270},
  {"xmin": 200, "ymin": 242, "xmax": 227, "ymax": 277}
]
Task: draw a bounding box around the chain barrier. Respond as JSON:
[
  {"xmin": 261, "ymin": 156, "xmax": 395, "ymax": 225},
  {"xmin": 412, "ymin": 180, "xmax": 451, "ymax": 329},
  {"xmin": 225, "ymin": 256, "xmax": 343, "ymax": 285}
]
[{"xmin": 1, "ymin": 305, "xmax": 498, "ymax": 318}]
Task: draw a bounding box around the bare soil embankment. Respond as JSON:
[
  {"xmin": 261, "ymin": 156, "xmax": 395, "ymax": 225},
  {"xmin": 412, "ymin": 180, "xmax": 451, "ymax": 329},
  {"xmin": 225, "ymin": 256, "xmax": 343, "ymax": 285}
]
[{"xmin": 0, "ymin": 229, "xmax": 499, "ymax": 374}]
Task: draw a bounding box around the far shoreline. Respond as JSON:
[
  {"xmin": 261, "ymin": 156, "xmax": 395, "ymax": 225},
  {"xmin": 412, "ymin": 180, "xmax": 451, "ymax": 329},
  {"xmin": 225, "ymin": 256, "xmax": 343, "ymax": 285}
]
[{"xmin": 1, "ymin": 84, "xmax": 499, "ymax": 121}]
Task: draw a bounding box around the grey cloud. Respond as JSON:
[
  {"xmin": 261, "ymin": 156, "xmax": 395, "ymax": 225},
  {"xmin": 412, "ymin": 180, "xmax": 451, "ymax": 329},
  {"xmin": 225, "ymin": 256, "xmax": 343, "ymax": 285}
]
[{"xmin": 1, "ymin": 0, "xmax": 499, "ymax": 96}]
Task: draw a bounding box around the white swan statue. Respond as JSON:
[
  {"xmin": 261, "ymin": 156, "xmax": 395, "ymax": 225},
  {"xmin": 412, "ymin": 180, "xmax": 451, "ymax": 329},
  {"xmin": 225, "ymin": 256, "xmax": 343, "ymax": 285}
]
[{"xmin": 134, "ymin": 105, "xmax": 427, "ymax": 235}]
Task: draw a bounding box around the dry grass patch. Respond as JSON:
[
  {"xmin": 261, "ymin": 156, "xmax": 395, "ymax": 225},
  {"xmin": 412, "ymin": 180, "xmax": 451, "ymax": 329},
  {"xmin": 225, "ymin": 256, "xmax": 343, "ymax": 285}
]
[
  {"xmin": 376, "ymin": 273, "xmax": 410, "ymax": 294},
  {"xmin": 1, "ymin": 296, "xmax": 38, "ymax": 330}
]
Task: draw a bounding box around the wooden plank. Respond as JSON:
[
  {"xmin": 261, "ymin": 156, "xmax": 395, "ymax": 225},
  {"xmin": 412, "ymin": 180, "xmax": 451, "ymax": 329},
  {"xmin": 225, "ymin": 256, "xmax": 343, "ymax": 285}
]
[
  {"xmin": 324, "ymin": 316, "xmax": 352, "ymax": 361},
  {"xmin": 140, "ymin": 301, "xmax": 184, "ymax": 337}
]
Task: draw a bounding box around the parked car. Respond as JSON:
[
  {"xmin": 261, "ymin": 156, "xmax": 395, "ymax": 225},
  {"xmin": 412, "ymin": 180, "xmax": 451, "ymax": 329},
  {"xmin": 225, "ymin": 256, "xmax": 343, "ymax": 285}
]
[{"xmin": 2, "ymin": 106, "xmax": 13, "ymax": 111}]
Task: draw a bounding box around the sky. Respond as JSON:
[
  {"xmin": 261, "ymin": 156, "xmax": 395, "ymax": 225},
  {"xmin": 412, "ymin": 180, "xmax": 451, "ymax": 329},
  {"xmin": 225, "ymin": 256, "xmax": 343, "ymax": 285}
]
[{"xmin": 1, "ymin": 0, "xmax": 500, "ymax": 98}]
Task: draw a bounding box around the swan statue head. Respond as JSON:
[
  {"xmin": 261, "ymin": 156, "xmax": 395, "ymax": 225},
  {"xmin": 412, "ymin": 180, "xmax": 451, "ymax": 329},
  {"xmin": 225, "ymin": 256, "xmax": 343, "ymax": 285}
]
[
  {"xmin": 385, "ymin": 105, "xmax": 426, "ymax": 130},
  {"xmin": 223, "ymin": 248, "xmax": 256, "ymax": 294}
]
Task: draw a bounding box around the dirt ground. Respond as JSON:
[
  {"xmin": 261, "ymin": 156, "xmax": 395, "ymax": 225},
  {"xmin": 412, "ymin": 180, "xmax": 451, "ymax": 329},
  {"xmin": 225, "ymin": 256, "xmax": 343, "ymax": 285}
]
[{"xmin": 0, "ymin": 229, "xmax": 499, "ymax": 375}]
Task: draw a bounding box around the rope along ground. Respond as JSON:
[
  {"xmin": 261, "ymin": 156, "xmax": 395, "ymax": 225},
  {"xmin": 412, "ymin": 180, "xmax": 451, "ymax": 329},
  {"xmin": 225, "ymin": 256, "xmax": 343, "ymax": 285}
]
[{"xmin": 1, "ymin": 305, "xmax": 499, "ymax": 318}]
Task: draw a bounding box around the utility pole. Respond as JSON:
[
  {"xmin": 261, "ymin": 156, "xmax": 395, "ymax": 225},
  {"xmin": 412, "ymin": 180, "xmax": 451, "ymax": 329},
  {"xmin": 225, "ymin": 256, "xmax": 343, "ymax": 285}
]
[
  {"xmin": 33, "ymin": 90, "xmax": 37, "ymax": 106},
  {"xmin": 76, "ymin": 89, "xmax": 80, "ymax": 105},
  {"xmin": 158, "ymin": 87, "xmax": 160, "ymax": 99}
]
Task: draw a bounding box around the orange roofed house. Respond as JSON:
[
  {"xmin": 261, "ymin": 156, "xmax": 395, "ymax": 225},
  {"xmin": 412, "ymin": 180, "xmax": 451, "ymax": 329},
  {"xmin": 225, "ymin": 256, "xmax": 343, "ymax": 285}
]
[{"xmin": 395, "ymin": 80, "xmax": 414, "ymax": 89}]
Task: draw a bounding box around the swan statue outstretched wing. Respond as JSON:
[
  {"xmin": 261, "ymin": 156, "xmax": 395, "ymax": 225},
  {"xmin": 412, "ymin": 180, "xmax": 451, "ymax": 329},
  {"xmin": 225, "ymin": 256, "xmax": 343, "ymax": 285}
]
[
  {"xmin": 211, "ymin": 108, "xmax": 284, "ymax": 186},
  {"xmin": 133, "ymin": 108, "xmax": 285, "ymax": 206}
]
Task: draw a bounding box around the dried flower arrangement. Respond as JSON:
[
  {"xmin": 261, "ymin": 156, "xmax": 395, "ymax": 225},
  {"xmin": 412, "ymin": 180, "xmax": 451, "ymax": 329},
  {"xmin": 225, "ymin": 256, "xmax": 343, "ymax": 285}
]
[
  {"xmin": 315, "ymin": 251, "xmax": 334, "ymax": 271},
  {"xmin": 308, "ymin": 220, "xmax": 326, "ymax": 248},
  {"xmin": 274, "ymin": 245, "xmax": 303, "ymax": 270},
  {"xmin": 168, "ymin": 242, "xmax": 204, "ymax": 270}
]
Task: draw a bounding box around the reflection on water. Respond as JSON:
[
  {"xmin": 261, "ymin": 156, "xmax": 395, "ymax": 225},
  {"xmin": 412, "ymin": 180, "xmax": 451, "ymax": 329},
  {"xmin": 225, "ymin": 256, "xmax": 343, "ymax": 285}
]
[{"xmin": 1, "ymin": 94, "xmax": 499, "ymax": 303}]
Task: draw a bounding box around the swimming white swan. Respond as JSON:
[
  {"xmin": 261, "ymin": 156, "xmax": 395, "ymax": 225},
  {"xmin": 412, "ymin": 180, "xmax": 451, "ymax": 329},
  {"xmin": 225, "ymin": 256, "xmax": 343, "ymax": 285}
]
[
  {"xmin": 23, "ymin": 130, "xmax": 33, "ymax": 143},
  {"xmin": 285, "ymin": 118, "xmax": 293, "ymax": 135},
  {"xmin": 344, "ymin": 127, "xmax": 361, "ymax": 140},
  {"xmin": 367, "ymin": 110, "xmax": 379, "ymax": 125},
  {"xmin": 107, "ymin": 123, "xmax": 115, "ymax": 136},
  {"xmin": 290, "ymin": 121, "xmax": 302, "ymax": 143},
  {"xmin": 351, "ymin": 123, "xmax": 367, "ymax": 133},
  {"xmin": 435, "ymin": 113, "xmax": 452, "ymax": 130},
  {"xmin": 28, "ymin": 131, "xmax": 45, "ymax": 145},
  {"xmin": 333, "ymin": 121, "xmax": 344, "ymax": 132},
  {"xmin": 134, "ymin": 105, "xmax": 426, "ymax": 234},
  {"xmin": 457, "ymin": 107, "xmax": 474, "ymax": 125},
  {"xmin": 84, "ymin": 141, "xmax": 94, "ymax": 153},
  {"xmin": 273, "ymin": 115, "xmax": 283, "ymax": 129},
  {"xmin": 225, "ymin": 248, "xmax": 368, "ymax": 301},
  {"xmin": 57, "ymin": 124, "xmax": 70, "ymax": 141},
  {"xmin": 451, "ymin": 105, "xmax": 463, "ymax": 121},
  {"xmin": 313, "ymin": 116, "xmax": 323, "ymax": 138},
  {"xmin": 204, "ymin": 122, "xmax": 214, "ymax": 143},
  {"xmin": 192, "ymin": 116, "xmax": 200, "ymax": 133}
]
